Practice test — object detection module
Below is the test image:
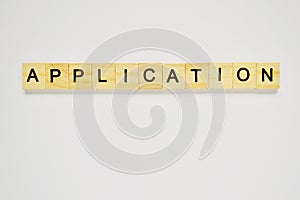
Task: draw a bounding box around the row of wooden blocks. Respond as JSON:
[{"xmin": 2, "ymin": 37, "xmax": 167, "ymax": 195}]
[{"xmin": 23, "ymin": 62, "xmax": 280, "ymax": 90}]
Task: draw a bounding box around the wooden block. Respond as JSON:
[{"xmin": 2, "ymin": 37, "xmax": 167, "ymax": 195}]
[
  {"xmin": 139, "ymin": 63, "xmax": 163, "ymax": 89},
  {"xmin": 45, "ymin": 63, "xmax": 69, "ymax": 89},
  {"xmin": 209, "ymin": 63, "xmax": 233, "ymax": 88},
  {"xmin": 23, "ymin": 63, "xmax": 46, "ymax": 90},
  {"xmin": 163, "ymin": 63, "xmax": 186, "ymax": 89},
  {"xmin": 257, "ymin": 62, "xmax": 280, "ymax": 89},
  {"xmin": 69, "ymin": 63, "xmax": 92, "ymax": 89},
  {"xmin": 92, "ymin": 63, "xmax": 115, "ymax": 89},
  {"xmin": 115, "ymin": 63, "xmax": 139, "ymax": 89},
  {"xmin": 185, "ymin": 63, "xmax": 209, "ymax": 88},
  {"xmin": 233, "ymin": 62, "xmax": 256, "ymax": 88}
]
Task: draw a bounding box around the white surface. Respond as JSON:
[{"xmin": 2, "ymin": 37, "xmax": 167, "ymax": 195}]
[{"xmin": 0, "ymin": 0, "xmax": 300, "ymax": 199}]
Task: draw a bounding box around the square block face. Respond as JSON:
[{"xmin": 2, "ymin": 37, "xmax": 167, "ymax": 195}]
[
  {"xmin": 45, "ymin": 63, "xmax": 69, "ymax": 89},
  {"xmin": 115, "ymin": 63, "xmax": 139, "ymax": 89},
  {"xmin": 163, "ymin": 64, "xmax": 186, "ymax": 89},
  {"xmin": 92, "ymin": 63, "xmax": 115, "ymax": 89},
  {"xmin": 233, "ymin": 62, "xmax": 257, "ymax": 88},
  {"xmin": 69, "ymin": 63, "xmax": 92, "ymax": 89},
  {"xmin": 139, "ymin": 63, "xmax": 163, "ymax": 89},
  {"xmin": 257, "ymin": 62, "xmax": 280, "ymax": 89},
  {"xmin": 23, "ymin": 63, "xmax": 46, "ymax": 90},
  {"xmin": 185, "ymin": 63, "xmax": 209, "ymax": 88},
  {"xmin": 209, "ymin": 63, "xmax": 233, "ymax": 88}
]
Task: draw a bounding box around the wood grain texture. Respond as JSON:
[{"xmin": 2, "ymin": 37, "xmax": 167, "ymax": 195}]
[
  {"xmin": 139, "ymin": 63, "xmax": 163, "ymax": 89},
  {"xmin": 23, "ymin": 63, "xmax": 46, "ymax": 90},
  {"xmin": 209, "ymin": 62, "xmax": 233, "ymax": 89},
  {"xmin": 115, "ymin": 63, "xmax": 139, "ymax": 89},
  {"xmin": 163, "ymin": 63, "xmax": 186, "ymax": 89},
  {"xmin": 45, "ymin": 63, "xmax": 69, "ymax": 89},
  {"xmin": 233, "ymin": 62, "xmax": 257, "ymax": 88},
  {"xmin": 69, "ymin": 63, "xmax": 92, "ymax": 89},
  {"xmin": 22, "ymin": 62, "xmax": 280, "ymax": 90},
  {"xmin": 185, "ymin": 63, "xmax": 209, "ymax": 88},
  {"xmin": 257, "ymin": 62, "xmax": 280, "ymax": 89},
  {"xmin": 92, "ymin": 63, "xmax": 115, "ymax": 89}
]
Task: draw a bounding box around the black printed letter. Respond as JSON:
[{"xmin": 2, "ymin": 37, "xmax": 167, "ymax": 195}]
[
  {"xmin": 50, "ymin": 69, "xmax": 61, "ymax": 83},
  {"xmin": 237, "ymin": 68, "xmax": 250, "ymax": 82},
  {"xmin": 144, "ymin": 68, "xmax": 155, "ymax": 82},
  {"xmin": 190, "ymin": 69, "xmax": 202, "ymax": 82},
  {"xmin": 26, "ymin": 68, "xmax": 39, "ymax": 82}
]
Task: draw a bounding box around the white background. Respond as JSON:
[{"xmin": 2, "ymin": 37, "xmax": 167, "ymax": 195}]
[{"xmin": 1, "ymin": 0, "xmax": 300, "ymax": 199}]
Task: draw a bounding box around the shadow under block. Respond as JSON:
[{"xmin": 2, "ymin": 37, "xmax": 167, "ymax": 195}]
[
  {"xmin": 69, "ymin": 63, "xmax": 92, "ymax": 89},
  {"xmin": 257, "ymin": 62, "xmax": 280, "ymax": 89},
  {"xmin": 23, "ymin": 63, "xmax": 46, "ymax": 90},
  {"xmin": 233, "ymin": 62, "xmax": 257, "ymax": 88},
  {"xmin": 45, "ymin": 63, "xmax": 69, "ymax": 89},
  {"xmin": 92, "ymin": 63, "xmax": 115, "ymax": 89},
  {"xmin": 185, "ymin": 63, "xmax": 209, "ymax": 88},
  {"xmin": 139, "ymin": 63, "xmax": 163, "ymax": 89},
  {"xmin": 209, "ymin": 63, "xmax": 233, "ymax": 89},
  {"xmin": 163, "ymin": 64, "xmax": 186, "ymax": 89},
  {"xmin": 115, "ymin": 63, "xmax": 139, "ymax": 89}
]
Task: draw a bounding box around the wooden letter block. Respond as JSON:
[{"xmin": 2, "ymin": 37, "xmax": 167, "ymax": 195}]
[
  {"xmin": 115, "ymin": 63, "xmax": 139, "ymax": 89},
  {"xmin": 45, "ymin": 63, "xmax": 69, "ymax": 89},
  {"xmin": 209, "ymin": 63, "xmax": 233, "ymax": 89},
  {"xmin": 257, "ymin": 62, "xmax": 280, "ymax": 89},
  {"xmin": 23, "ymin": 62, "xmax": 280, "ymax": 91},
  {"xmin": 23, "ymin": 63, "xmax": 46, "ymax": 90},
  {"xmin": 139, "ymin": 63, "xmax": 163, "ymax": 89},
  {"xmin": 233, "ymin": 62, "xmax": 256, "ymax": 88},
  {"xmin": 163, "ymin": 63, "xmax": 186, "ymax": 89},
  {"xmin": 185, "ymin": 63, "xmax": 209, "ymax": 88},
  {"xmin": 69, "ymin": 63, "xmax": 92, "ymax": 89},
  {"xmin": 92, "ymin": 63, "xmax": 115, "ymax": 89}
]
